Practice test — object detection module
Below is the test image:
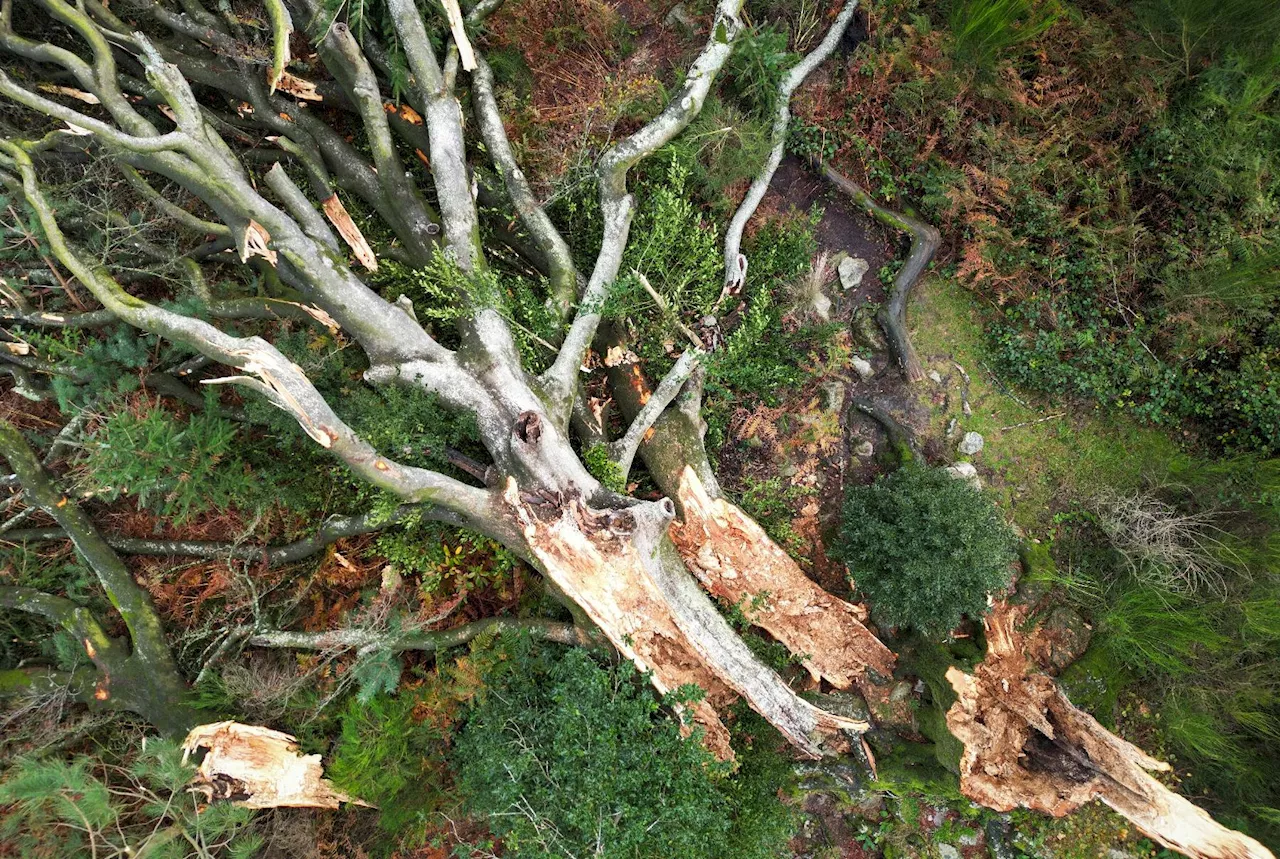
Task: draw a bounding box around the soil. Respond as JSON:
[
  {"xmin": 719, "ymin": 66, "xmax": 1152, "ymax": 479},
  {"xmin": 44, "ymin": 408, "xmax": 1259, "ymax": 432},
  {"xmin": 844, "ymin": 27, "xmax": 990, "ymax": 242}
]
[{"xmin": 731, "ymin": 154, "xmax": 935, "ymax": 593}]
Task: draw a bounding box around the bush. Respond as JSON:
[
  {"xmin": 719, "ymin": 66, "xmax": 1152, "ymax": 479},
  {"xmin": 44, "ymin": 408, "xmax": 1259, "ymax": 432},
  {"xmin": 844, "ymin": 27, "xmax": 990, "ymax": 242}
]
[
  {"xmin": 834, "ymin": 466, "xmax": 1017, "ymax": 637},
  {"xmin": 450, "ymin": 635, "xmax": 794, "ymax": 859}
]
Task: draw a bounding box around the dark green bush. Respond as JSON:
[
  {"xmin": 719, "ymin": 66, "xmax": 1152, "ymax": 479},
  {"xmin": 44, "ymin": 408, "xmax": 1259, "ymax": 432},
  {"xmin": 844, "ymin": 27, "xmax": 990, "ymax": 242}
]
[
  {"xmin": 834, "ymin": 466, "xmax": 1017, "ymax": 637},
  {"xmin": 450, "ymin": 636, "xmax": 794, "ymax": 859}
]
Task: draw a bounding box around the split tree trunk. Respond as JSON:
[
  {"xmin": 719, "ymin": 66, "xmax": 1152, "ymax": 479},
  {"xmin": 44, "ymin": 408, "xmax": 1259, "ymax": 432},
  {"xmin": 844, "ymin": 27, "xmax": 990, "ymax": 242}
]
[{"xmin": 947, "ymin": 602, "xmax": 1274, "ymax": 859}]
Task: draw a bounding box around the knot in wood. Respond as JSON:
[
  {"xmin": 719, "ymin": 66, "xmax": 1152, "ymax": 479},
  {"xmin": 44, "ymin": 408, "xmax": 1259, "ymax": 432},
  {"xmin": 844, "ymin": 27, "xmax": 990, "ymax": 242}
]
[{"xmin": 514, "ymin": 410, "xmax": 542, "ymax": 444}]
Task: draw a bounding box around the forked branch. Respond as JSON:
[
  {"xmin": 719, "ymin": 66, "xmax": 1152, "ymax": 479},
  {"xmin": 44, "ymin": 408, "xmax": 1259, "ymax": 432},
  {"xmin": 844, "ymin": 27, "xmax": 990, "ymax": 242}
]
[
  {"xmin": 540, "ymin": 0, "xmax": 746, "ymax": 426},
  {"xmin": 721, "ymin": 0, "xmax": 860, "ymax": 295}
]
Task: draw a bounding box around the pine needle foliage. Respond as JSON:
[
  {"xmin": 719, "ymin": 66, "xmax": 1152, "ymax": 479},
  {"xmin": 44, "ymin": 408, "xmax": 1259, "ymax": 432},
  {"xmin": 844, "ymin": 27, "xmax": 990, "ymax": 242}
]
[
  {"xmin": 834, "ymin": 465, "xmax": 1017, "ymax": 637},
  {"xmin": 0, "ymin": 739, "xmax": 259, "ymax": 858},
  {"xmin": 450, "ymin": 634, "xmax": 795, "ymax": 859},
  {"xmin": 947, "ymin": 0, "xmax": 1062, "ymax": 71},
  {"xmin": 81, "ymin": 394, "xmax": 255, "ymax": 523}
]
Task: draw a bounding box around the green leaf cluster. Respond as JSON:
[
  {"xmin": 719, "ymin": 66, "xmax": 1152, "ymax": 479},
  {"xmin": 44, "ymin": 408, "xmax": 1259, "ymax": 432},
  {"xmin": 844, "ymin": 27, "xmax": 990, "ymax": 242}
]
[{"xmin": 834, "ymin": 465, "xmax": 1016, "ymax": 637}]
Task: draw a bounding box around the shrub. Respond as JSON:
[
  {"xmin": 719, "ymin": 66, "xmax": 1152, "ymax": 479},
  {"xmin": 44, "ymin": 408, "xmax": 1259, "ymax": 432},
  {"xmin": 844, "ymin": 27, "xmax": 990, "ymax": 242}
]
[
  {"xmin": 834, "ymin": 465, "xmax": 1017, "ymax": 637},
  {"xmin": 450, "ymin": 635, "xmax": 794, "ymax": 859},
  {"xmin": 81, "ymin": 396, "xmax": 252, "ymax": 523}
]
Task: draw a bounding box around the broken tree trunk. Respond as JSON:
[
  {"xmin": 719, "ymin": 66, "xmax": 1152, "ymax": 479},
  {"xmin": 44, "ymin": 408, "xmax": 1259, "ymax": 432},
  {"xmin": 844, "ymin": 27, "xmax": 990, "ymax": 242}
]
[
  {"xmin": 946, "ymin": 602, "xmax": 1274, "ymax": 859},
  {"xmin": 503, "ymin": 478, "xmax": 868, "ymax": 760},
  {"xmin": 671, "ymin": 466, "xmax": 895, "ymax": 690}
]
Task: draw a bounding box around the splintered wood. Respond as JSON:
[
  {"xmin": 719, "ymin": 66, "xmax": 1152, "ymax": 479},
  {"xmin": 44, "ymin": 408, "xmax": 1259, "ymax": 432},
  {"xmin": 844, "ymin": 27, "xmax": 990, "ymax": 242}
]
[
  {"xmin": 322, "ymin": 194, "xmax": 378, "ymax": 271},
  {"xmin": 671, "ymin": 467, "xmax": 895, "ymax": 689},
  {"xmin": 504, "ymin": 479, "xmax": 865, "ymax": 762},
  {"xmin": 182, "ymin": 721, "xmax": 364, "ymax": 809},
  {"xmin": 946, "ymin": 603, "xmax": 1274, "ymax": 859}
]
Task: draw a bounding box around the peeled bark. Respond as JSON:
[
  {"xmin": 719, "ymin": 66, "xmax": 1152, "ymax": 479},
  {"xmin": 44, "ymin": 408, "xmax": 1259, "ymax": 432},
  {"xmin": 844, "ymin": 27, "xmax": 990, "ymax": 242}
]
[
  {"xmin": 946, "ymin": 602, "xmax": 1274, "ymax": 859},
  {"xmin": 670, "ymin": 466, "xmax": 895, "ymax": 690},
  {"xmin": 503, "ymin": 478, "xmax": 867, "ymax": 760}
]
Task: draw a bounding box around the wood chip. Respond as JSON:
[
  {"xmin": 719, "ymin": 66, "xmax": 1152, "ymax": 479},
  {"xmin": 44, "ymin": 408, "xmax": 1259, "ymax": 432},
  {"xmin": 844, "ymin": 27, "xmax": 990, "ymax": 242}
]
[
  {"xmin": 182, "ymin": 721, "xmax": 367, "ymax": 809},
  {"xmin": 322, "ymin": 194, "xmax": 378, "ymax": 271}
]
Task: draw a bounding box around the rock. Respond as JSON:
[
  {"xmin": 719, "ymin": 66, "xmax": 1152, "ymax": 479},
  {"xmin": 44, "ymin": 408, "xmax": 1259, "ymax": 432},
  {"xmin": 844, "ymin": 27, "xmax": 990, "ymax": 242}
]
[
  {"xmin": 945, "ymin": 417, "xmax": 959, "ymax": 438},
  {"xmin": 851, "ymin": 304, "xmax": 887, "ymax": 351},
  {"xmin": 1040, "ymin": 605, "xmax": 1093, "ymax": 674},
  {"xmin": 938, "ymin": 844, "xmax": 962, "ymax": 859},
  {"xmin": 944, "ymin": 461, "xmax": 982, "ymax": 490},
  {"xmin": 855, "ymin": 440, "xmax": 874, "ymax": 458},
  {"xmin": 957, "ymin": 431, "xmax": 984, "ymax": 455},
  {"xmin": 851, "ymin": 356, "xmax": 874, "ymax": 381},
  {"xmin": 838, "ymin": 256, "xmax": 869, "ymax": 290},
  {"xmin": 822, "ymin": 380, "xmax": 845, "ymax": 413},
  {"xmin": 927, "ymin": 369, "xmax": 943, "ymax": 384},
  {"xmin": 664, "ymin": 3, "xmax": 697, "ymax": 29}
]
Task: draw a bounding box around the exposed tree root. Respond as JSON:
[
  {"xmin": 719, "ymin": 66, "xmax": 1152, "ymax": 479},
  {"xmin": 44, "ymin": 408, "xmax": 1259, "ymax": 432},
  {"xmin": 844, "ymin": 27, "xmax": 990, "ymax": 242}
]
[
  {"xmin": 946, "ymin": 602, "xmax": 1274, "ymax": 859},
  {"xmin": 814, "ymin": 160, "xmax": 940, "ymax": 383},
  {"xmin": 670, "ymin": 466, "xmax": 895, "ymax": 690}
]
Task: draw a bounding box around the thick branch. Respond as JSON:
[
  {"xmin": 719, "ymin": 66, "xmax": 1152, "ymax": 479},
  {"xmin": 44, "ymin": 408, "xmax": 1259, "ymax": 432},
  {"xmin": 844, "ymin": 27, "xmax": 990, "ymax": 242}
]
[
  {"xmin": 816, "ymin": 160, "xmax": 940, "ymax": 383},
  {"xmin": 0, "ymin": 422, "xmax": 176, "ymax": 674},
  {"xmin": 540, "ymin": 0, "xmax": 745, "ymax": 426},
  {"xmin": 3, "ymin": 504, "xmax": 464, "ymax": 565},
  {"xmin": 722, "ymin": 0, "xmax": 860, "ymax": 293},
  {"xmin": 0, "ymin": 585, "xmax": 118, "ymax": 661},
  {"xmin": 248, "ymin": 617, "xmax": 591, "ymax": 653}
]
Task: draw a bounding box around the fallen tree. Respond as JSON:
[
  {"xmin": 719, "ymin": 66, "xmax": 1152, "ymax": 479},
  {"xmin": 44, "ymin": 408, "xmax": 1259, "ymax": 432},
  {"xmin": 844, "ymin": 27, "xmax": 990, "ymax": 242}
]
[{"xmin": 0, "ymin": 1, "xmax": 1269, "ymax": 855}]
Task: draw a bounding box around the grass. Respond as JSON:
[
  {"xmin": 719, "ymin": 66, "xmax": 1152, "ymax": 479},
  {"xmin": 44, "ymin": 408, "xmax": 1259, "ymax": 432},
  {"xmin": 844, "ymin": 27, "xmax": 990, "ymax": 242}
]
[{"xmin": 909, "ymin": 277, "xmax": 1183, "ymax": 532}]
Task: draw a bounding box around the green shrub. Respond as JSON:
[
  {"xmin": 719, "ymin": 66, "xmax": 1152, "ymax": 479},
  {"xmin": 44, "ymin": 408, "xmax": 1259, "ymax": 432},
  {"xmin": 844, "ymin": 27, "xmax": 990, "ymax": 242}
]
[
  {"xmin": 81, "ymin": 396, "xmax": 252, "ymax": 523},
  {"xmin": 834, "ymin": 465, "xmax": 1017, "ymax": 637},
  {"xmin": 450, "ymin": 635, "xmax": 794, "ymax": 859}
]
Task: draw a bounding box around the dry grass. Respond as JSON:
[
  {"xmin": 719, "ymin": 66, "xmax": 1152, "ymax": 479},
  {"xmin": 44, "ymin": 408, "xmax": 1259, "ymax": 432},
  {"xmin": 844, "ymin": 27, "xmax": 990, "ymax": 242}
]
[{"xmin": 1093, "ymin": 489, "xmax": 1239, "ymax": 596}]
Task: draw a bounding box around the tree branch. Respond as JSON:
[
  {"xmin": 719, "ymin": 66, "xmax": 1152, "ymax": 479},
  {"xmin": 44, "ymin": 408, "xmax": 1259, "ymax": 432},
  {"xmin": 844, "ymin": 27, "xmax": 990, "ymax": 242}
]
[
  {"xmin": 0, "ymin": 585, "xmax": 118, "ymax": 662},
  {"xmin": 540, "ymin": 0, "xmax": 745, "ymax": 427},
  {"xmin": 0, "ymin": 422, "xmax": 177, "ymax": 673},
  {"xmin": 3, "ymin": 143, "xmax": 492, "ymax": 516},
  {"xmin": 721, "ymin": 0, "xmax": 860, "ymax": 296},
  {"xmin": 2, "ymin": 504, "xmax": 467, "ymax": 566},
  {"xmin": 815, "ymin": 160, "xmax": 939, "ymax": 383},
  {"xmin": 247, "ymin": 616, "xmax": 594, "ymax": 653},
  {"xmin": 472, "ymin": 56, "xmax": 579, "ymax": 316},
  {"xmin": 607, "ymin": 349, "xmax": 700, "ymax": 480}
]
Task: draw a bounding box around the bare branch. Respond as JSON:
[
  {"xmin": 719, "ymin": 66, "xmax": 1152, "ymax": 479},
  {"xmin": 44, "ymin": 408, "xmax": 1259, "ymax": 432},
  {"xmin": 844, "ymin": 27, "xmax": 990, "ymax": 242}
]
[
  {"xmin": 0, "ymin": 422, "xmax": 175, "ymax": 672},
  {"xmin": 248, "ymin": 617, "xmax": 594, "ymax": 653},
  {"xmin": 0, "ymin": 586, "xmax": 117, "ymax": 660},
  {"xmin": 540, "ymin": 0, "xmax": 745, "ymax": 426},
  {"xmin": 721, "ymin": 0, "xmax": 860, "ymax": 295},
  {"xmin": 472, "ymin": 56, "xmax": 579, "ymax": 315},
  {"xmin": 607, "ymin": 349, "xmax": 700, "ymax": 480},
  {"xmin": 3, "ymin": 503, "xmax": 476, "ymax": 566},
  {"xmin": 263, "ymin": 162, "xmax": 341, "ymax": 252}
]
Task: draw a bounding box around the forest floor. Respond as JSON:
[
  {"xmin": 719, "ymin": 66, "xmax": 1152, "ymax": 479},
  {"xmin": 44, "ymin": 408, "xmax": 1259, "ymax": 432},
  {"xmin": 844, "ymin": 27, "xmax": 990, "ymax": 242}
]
[{"xmin": 728, "ymin": 167, "xmax": 1181, "ymax": 859}]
